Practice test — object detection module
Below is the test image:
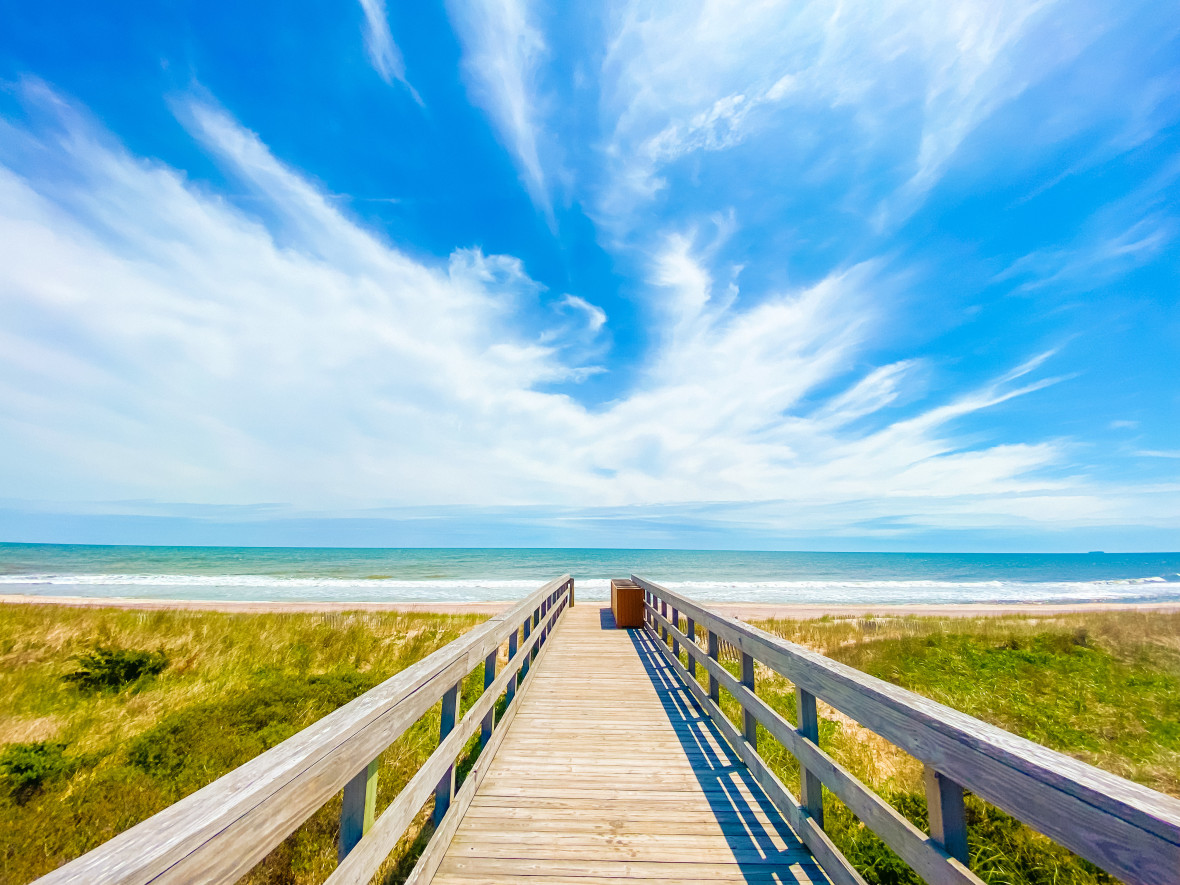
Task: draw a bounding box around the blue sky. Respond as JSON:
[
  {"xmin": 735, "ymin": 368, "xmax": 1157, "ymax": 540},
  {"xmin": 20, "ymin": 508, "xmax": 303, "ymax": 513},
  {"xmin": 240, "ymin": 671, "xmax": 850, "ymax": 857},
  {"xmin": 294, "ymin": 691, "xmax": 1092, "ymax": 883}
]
[{"xmin": 0, "ymin": 1, "xmax": 1177, "ymax": 550}]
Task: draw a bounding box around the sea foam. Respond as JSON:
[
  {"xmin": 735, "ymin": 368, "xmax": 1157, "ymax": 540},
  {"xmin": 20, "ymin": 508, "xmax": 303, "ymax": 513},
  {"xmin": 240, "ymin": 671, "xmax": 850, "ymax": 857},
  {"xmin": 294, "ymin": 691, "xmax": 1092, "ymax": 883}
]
[{"xmin": 1, "ymin": 573, "xmax": 1176, "ymax": 605}]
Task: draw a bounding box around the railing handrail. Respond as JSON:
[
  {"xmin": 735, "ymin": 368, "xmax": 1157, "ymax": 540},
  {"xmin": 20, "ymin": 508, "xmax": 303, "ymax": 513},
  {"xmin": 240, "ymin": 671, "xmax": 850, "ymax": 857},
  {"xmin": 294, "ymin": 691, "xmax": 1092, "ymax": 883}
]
[
  {"xmin": 37, "ymin": 575, "xmax": 574, "ymax": 885},
  {"xmin": 633, "ymin": 574, "xmax": 1180, "ymax": 885}
]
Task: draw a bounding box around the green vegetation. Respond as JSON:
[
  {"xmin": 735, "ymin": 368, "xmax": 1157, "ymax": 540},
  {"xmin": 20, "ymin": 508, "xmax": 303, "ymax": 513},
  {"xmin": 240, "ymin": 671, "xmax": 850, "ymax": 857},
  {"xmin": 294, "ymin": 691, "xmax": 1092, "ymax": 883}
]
[
  {"xmin": 4, "ymin": 603, "xmax": 1178, "ymax": 885},
  {"xmin": 63, "ymin": 645, "xmax": 168, "ymax": 693},
  {"xmin": 0, "ymin": 604, "xmax": 488, "ymax": 885},
  {"xmin": 676, "ymin": 609, "xmax": 1180, "ymax": 885},
  {"xmin": 0, "ymin": 742, "xmax": 73, "ymax": 805}
]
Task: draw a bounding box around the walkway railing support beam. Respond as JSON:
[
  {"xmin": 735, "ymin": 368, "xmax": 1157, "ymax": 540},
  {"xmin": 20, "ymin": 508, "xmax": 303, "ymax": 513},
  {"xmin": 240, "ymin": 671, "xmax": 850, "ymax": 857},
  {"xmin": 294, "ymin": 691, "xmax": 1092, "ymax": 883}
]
[
  {"xmin": 707, "ymin": 630, "xmax": 720, "ymax": 704},
  {"xmin": 506, "ymin": 628, "xmax": 519, "ymax": 704},
  {"xmin": 742, "ymin": 652, "xmax": 757, "ymax": 749},
  {"xmin": 797, "ymin": 688, "xmax": 823, "ymax": 827},
  {"xmin": 339, "ymin": 757, "xmax": 379, "ymax": 861},
  {"xmin": 925, "ymin": 765, "xmax": 968, "ymax": 864},
  {"xmin": 434, "ymin": 683, "xmax": 460, "ymax": 826},
  {"xmin": 480, "ymin": 649, "xmax": 497, "ymax": 747}
]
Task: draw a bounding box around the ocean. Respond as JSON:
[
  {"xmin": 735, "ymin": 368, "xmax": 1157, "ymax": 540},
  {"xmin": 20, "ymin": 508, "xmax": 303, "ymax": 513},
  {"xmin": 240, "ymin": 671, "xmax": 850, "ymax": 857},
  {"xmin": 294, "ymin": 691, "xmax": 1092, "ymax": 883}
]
[{"xmin": 1, "ymin": 544, "xmax": 1178, "ymax": 605}]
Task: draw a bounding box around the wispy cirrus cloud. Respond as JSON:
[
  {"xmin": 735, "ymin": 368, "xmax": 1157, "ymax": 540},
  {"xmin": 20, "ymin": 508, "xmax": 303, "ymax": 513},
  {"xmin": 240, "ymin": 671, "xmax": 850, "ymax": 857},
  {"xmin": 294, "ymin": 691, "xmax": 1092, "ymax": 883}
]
[
  {"xmin": 996, "ymin": 151, "xmax": 1179, "ymax": 295},
  {"xmin": 595, "ymin": 0, "xmax": 1089, "ymax": 233},
  {"xmin": 556, "ymin": 295, "xmax": 607, "ymax": 338},
  {"xmin": 998, "ymin": 216, "xmax": 1172, "ymax": 294},
  {"xmin": 1, "ymin": 80, "xmax": 1171, "ymax": 541},
  {"xmin": 445, "ymin": 0, "xmax": 553, "ymax": 220},
  {"xmin": 357, "ymin": 0, "xmax": 422, "ymax": 104}
]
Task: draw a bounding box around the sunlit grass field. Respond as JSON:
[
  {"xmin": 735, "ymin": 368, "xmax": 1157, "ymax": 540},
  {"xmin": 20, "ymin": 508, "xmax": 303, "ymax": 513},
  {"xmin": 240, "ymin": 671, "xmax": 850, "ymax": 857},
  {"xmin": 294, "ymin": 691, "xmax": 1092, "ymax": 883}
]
[
  {"xmin": 2, "ymin": 604, "xmax": 1178, "ymax": 885},
  {"xmin": 715, "ymin": 610, "xmax": 1180, "ymax": 885},
  {"xmin": 0, "ymin": 605, "xmax": 490, "ymax": 885}
]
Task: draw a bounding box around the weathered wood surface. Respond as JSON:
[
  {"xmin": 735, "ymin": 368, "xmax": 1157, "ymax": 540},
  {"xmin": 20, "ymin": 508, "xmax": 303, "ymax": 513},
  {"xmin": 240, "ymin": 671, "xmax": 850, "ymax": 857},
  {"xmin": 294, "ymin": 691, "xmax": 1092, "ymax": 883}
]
[
  {"xmin": 330, "ymin": 581, "xmax": 570, "ymax": 885},
  {"xmin": 634, "ymin": 575, "xmax": 1180, "ymax": 885},
  {"xmin": 338, "ymin": 757, "xmax": 379, "ymax": 860},
  {"xmin": 610, "ymin": 578, "xmax": 645, "ymax": 628},
  {"xmin": 36, "ymin": 569, "xmax": 1180, "ymax": 885},
  {"xmin": 35, "ymin": 576, "xmax": 571, "ymax": 885},
  {"xmin": 430, "ymin": 604, "xmax": 830, "ymax": 884},
  {"xmin": 403, "ymin": 590, "xmax": 571, "ymax": 885},
  {"xmin": 646, "ymin": 604, "xmax": 968, "ymax": 885}
]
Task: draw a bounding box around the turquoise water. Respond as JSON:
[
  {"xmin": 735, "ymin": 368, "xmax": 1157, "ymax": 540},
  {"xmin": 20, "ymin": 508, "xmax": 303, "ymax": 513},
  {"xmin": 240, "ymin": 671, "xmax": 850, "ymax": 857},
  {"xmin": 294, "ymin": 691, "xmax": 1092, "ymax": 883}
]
[{"xmin": 1, "ymin": 544, "xmax": 1178, "ymax": 605}]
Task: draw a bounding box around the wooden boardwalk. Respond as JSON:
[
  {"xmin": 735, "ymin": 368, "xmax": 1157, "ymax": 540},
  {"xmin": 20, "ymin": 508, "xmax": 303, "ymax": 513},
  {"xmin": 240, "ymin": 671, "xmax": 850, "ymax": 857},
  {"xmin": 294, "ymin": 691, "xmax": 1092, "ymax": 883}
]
[
  {"xmin": 38, "ymin": 577, "xmax": 1180, "ymax": 885},
  {"xmin": 433, "ymin": 604, "xmax": 830, "ymax": 884}
]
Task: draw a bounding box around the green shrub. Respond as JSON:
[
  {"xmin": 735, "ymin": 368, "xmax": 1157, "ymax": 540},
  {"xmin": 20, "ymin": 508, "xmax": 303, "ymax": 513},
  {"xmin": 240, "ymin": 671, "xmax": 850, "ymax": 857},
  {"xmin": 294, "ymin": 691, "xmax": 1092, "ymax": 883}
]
[
  {"xmin": 742, "ymin": 616, "xmax": 1174, "ymax": 885},
  {"xmin": 64, "ymin": 645, "xmax": 169, "ymax": 692},
  {"xmin": 127, "ymin": 670, "xmax": 379, "ymax": 795},
  {"xmin": 0, "ymin": 741, "xmax": 73, "ymax": 803},
  {"xmin": 0, "ymin": 605, "xmax": 486, "ymax": 884}
]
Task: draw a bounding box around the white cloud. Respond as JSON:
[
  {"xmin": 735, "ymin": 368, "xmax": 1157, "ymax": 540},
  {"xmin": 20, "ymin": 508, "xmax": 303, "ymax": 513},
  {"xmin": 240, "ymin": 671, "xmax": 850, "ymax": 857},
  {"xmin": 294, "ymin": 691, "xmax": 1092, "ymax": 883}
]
[
  {"xmin": 560, "ymin": 295, "xmax": 607, "ymax": 333},
  {"xmin": 997, "ymin": 215, "xmax": 1173, "ymax": 294},
  {"xmin": 357, "ymin": 0, "xmax": 422, "ymax": 103},
  {"xmin": 596, "ymin": 0, "xmax": 1086, "ymax": 231},
  {"xmin": 0, "ymin": 82, "xmax": 1167, "ymax": 537},
  {"xmin": 812, "ymin": 361, "xmax": 918, "ymax": 427},
  {"xmin": 445, "ymin": 0, "xmax": 552, "ymax": 219}
]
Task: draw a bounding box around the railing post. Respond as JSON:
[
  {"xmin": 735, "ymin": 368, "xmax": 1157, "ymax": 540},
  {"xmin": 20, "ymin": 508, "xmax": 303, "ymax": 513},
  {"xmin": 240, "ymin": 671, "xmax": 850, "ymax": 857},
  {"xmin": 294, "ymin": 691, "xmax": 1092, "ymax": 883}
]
[
  {"xmin": 671, "ymin": 607, "xmax": 680, "ymax": 657},
  {"xmin": 480, "ymin": 648, "xmax": 497, "ymax": 747},
  {"xmin": 741, "ymin": 651, "xmax": 757, "ymax": 749},
  {"xmin": 569, "ymin": 577, "xmax": 575, "ymax": 607},
  {"xmin": 506, "ymin": 627, "xmax": 519, "ymax": 704},
  {"xmin": 338, "ymin": 757, "xmax": 379, "ymax": 861},
  {"xmin": 434, "ymin": 682, "xmax": 460, "ymax": 825},
  {"xmin": 797, "ymin": 689, "xmax": 824, "ymax": 828},
  {"xmin": 521, "ymin": 615, "xmax": 533, "ymax": 676},
  {"xmin": 707, "ymin": 630, "xmax": 720, "ymax": 704},
  {"xmin": 660, "ymin": 599, "xmax": 668, "ymax": 642},
  {"xmin": 686, "ymin": 617, "xmax": 696, "ymax": 678},
  {"xmin": 924, "ymin": 765, "xmax": 969, "ymax": 863}
]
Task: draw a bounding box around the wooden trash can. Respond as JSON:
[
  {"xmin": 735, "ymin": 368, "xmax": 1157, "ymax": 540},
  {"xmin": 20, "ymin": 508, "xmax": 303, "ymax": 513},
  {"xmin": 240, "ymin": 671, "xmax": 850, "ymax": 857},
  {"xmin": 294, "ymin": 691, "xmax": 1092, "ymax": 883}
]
[{"xmin": 610, "ymin": 579, "xmax": 644, "ymax": 628}]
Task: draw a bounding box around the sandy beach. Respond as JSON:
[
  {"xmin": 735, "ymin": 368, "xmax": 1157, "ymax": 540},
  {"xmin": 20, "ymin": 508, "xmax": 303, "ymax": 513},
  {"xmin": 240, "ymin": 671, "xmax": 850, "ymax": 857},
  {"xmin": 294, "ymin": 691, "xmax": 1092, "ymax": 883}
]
[{"xmin": 4, "ymin": 593, "xmax": 1180, "ymax": 619}]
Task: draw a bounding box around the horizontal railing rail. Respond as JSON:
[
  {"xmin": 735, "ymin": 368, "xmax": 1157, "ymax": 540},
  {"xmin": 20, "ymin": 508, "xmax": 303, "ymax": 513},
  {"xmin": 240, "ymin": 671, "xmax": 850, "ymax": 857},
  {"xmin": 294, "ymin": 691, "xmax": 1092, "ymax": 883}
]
[
  {"xmin": 36, "ymin": 575, "xmax": 574, "ymax": 885},
  {"xmin": 633, "ymin": 574, "xmax": 1180, "ymax": 885}
]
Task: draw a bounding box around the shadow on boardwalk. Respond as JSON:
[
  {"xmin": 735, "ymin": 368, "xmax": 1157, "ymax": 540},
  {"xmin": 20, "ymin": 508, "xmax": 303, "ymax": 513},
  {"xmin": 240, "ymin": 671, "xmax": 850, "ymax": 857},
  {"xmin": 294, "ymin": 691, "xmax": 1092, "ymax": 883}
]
[{"xmin": 624, "ymin": 612, "xmax": 823, "ymax": 883}]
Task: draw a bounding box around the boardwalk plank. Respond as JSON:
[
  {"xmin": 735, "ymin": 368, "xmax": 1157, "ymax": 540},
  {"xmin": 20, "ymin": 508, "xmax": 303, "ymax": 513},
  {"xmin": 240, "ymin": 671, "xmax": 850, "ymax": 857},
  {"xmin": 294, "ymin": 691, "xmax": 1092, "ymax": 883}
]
[{"xmin": 431, "ymin": 605, "xmax": 829, "ymax": 884}]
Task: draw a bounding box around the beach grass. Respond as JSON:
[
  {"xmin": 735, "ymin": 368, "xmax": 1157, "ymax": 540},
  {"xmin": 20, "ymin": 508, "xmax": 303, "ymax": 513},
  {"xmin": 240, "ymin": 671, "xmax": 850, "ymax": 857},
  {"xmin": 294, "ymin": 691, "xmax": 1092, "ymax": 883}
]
[
  {"xmin": 0, "ymin": 604, "xmax": 489, "ymax": 885},
  {"xmin": 3, "ymin": 604, "xmax": 1179, "ymax": 885},
  {"xmin": 687, "ymin": 610, "xmax": 1180, "ymax": 885}
]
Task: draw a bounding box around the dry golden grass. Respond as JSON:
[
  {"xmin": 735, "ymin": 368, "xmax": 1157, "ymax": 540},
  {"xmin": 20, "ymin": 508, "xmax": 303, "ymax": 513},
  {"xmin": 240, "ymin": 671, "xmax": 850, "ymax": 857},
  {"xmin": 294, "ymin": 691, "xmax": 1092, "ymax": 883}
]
[
  {"xmin": 752, "ymin": 609, "xmax": 1180, "ymax": 797},
  {"xmin": 0, "ymin": 604, "xmax": 490, "ymax": 885},
  {"xmin": 668, "ymin": 608, "xmax": 1180, "ymax": 885},
  {"xmin": 6, "ymin": 602, "xmax": 1178, "ymax": 885}
]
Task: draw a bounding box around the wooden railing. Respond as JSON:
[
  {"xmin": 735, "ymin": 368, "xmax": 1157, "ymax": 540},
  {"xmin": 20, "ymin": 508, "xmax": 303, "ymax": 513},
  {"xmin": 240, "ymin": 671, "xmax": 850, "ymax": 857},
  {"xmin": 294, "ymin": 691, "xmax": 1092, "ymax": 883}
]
[
  {"xmin": 36, "ymin": 575, "xmax": 574, "ymax": 885},
  {"xmin": 633, "ymin": 575, "xmax": 1180, "ymax": 885}
]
